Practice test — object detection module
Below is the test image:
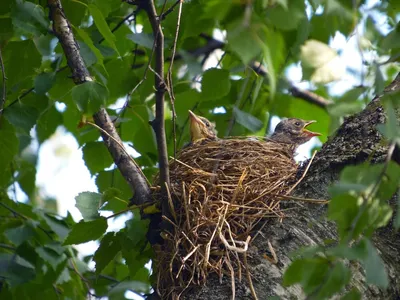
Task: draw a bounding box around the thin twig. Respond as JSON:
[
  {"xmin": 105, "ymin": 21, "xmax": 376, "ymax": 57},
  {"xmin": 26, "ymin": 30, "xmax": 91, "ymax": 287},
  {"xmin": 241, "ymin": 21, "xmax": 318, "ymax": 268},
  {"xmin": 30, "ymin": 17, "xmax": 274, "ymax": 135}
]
[
  {"xmin": 142, "ymin": 0, "xmax": 171, "ymax": 212},
  {"xmin": 105, "ymin": 200, "xmax": 156, "ymax": 219},
  {"xmin": 160, "ymin": 0, "xmax": 181, "ymax": 20},
  {"xmin": 98, "ymin": 11, "xmax": 137, "ymax": 44},
  {"xmin": 166, "ymin": 0, "xmax": 183, "ymax": 161},
  {"xmin": 0, "ymin": 48, "xmax": 6, "ymax": 120},
  {"xmin": 286, "ymin": 150, "xmax": 317, "ymax": 195}
]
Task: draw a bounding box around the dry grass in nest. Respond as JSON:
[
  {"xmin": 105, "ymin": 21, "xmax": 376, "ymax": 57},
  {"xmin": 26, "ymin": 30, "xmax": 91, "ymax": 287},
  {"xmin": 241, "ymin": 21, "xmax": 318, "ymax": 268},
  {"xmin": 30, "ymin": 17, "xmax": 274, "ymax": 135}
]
[{"xmin": 154, "ymin": 138, "xmax": 304, "ymax": 299}]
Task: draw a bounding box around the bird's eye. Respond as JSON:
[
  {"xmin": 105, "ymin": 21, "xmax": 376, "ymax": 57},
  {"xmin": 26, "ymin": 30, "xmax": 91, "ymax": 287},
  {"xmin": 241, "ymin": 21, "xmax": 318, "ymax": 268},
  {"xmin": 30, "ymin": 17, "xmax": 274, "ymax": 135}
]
[{"xmin": 295, "ymin": 121, "xmax": 301, "ymax": 126}]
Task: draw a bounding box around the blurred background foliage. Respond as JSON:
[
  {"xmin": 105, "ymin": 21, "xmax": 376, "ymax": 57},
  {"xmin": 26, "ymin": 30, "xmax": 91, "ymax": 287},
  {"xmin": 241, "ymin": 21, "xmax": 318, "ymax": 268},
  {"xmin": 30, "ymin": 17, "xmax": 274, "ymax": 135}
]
[{"xmin": 0, "ymin": 0, "xmax": 400, "ymax": 299}]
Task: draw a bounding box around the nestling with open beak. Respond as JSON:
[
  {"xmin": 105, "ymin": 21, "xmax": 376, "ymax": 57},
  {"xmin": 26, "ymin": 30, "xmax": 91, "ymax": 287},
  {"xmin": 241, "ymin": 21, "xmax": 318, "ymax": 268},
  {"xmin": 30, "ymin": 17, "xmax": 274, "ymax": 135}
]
[
  {"xmin": 268, "ymin": 118, "xmax": 321, "ymax": 148},
  {"xmin": 188, "ymin": 110, "xmax": 217, "ymax": 143}
]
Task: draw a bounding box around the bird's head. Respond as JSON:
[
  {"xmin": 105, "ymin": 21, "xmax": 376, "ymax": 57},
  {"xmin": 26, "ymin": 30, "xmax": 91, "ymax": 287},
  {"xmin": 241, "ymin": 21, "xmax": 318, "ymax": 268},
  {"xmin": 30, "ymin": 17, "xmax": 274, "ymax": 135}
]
[
  {"xmin": 188, "ymin": 110, "xmax": 217, "ymax": 142},
  {"xmin": 270, "ymin": 118, "xmax": 321, "ymax": 146}
]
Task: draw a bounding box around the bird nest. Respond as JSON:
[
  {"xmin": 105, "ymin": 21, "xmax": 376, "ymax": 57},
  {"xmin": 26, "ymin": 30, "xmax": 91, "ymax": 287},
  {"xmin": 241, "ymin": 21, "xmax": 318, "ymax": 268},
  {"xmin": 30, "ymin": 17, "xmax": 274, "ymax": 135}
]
[{"xmin": 155, "ymin": 138, "xmax": 303, "ymax": 298}]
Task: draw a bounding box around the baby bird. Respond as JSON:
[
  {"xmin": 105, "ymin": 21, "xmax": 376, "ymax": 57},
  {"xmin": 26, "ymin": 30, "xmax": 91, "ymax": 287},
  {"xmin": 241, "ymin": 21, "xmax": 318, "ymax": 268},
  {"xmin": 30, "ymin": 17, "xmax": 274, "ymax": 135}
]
[
  {"xmin": 188, "ymin": 110, "xmax": 217, "ymax": 143},
  {"xmin": 268, "ymin": 118, "xmax": 321, "ymax": 148}
]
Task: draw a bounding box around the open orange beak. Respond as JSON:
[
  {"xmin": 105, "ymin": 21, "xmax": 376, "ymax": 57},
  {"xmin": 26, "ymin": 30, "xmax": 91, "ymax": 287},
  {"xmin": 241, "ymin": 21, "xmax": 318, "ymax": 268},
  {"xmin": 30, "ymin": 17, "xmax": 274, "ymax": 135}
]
[{"xmin": 302, "ymin": 120, "xmax": 322, "ymax": 137}]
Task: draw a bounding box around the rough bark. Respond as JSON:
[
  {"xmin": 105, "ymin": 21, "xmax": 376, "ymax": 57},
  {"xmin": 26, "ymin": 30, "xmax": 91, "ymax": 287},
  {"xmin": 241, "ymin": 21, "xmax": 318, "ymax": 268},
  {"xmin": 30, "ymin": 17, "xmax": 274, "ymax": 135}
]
[{"xmin": 180, "ymin": 88, "xmax": 400, "ymax": 298}]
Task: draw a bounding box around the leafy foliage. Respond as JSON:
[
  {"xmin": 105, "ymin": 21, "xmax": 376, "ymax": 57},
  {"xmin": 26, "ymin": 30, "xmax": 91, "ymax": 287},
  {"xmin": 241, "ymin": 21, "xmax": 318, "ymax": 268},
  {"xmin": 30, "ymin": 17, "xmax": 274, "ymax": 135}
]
[{"xmin": 0, "ymin": 0, "xmax": 399, "ymax": 299}]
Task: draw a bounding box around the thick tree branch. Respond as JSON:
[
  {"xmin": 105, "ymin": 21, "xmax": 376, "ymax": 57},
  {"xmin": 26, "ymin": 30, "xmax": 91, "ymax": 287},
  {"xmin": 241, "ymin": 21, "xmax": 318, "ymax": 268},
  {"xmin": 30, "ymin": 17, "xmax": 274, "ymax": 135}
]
[
  {"xmin": 142, "ymin": 0, "xmax": 170, "ymax": 207},
  {"xmin": 47, "ymin": 0, "xmax": 151, "ymax": 205},
  {"xmin": 183, "ymin": 71, "xmax": 400, "ymax": 300}
]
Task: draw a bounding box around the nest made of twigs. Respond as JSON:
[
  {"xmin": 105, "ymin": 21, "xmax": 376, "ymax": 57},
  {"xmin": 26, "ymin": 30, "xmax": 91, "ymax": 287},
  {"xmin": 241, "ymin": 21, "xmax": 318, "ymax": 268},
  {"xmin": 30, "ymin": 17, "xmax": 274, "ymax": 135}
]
[{"xmin": 154, "ymin": 138, "xmax": 301, "ymax": 299}]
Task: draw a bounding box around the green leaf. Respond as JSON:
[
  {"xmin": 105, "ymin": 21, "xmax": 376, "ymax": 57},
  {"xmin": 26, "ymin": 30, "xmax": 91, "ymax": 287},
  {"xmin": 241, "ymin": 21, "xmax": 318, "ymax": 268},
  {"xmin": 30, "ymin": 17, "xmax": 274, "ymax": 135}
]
[
  {"xmin": 93, "ymin": 232, "xmax": 121, "ymax": 274},
  {"xmin": 331, "ymin": 239, "xmax": 389, "ymax": 288},
  {"xmin": 381, "ymin": 24, "xmax": 400, "ymax": 50},
  {"xmin": 63, "ymin": 217, "xmax": 108, "ymax": 245},
  {"xmin": 41, "ymin": 213, "xmax": 70, "ymax": 242},
  {"xmin": 201, "ymin": 68, "xmax": 231, "ymax": 101},
  {"xmin": 283, "ymin": 259, "xmax": 308, "ymax": 286},
  {"xmin": 36, "ymin": 105, "xmax": 63, "ymax": 143},
  {"xmin": 328, "ymin": 194, "xmax": 360, "ymax": 240},
  {"xmin": 35, "ymin": 246, "xmax": 67, "ymax": 270},
  {"xmin": 56, "ymin": 267, "xmax": 72, "ymax": 285},
  {"xmin": 227, "ymin": 21, "xmax": 263, "ymax": 65},
  {"xmin": 93, "ymin": 0, "xmax": 121, "ymax": 17},
  {"xmin": 12, "ymin": 0, "xmax": 49, "ymax": 36},
  {"xmin": 127, "ymin": 33, "xmax": 155, "ymax": 49},
  {"xmin": 258, "ymin": 27, "xmax": 284, "ymax": 99},
  {"xmin": 0, "ymin": 254, "xmax": 36, "ymax": 287},
  {"xmin": 374, "ymin": 64, "xmax": 385, "ymax": 96},
  {"xmin": 284, "ymin": 257, "xmax": 331, "ymax": 294},
  {"xmin": 82, "ymin": 141, "xmax": 113, "ymax": 175},
  {"xmin": 3, "ymin": 40, "xmax": 41, "ymax": 89},
  {"xmin": 75, "ymin": 27, "xmax": 105, "ymax": 70},
  {"xmin": 108, "ymin": 280, "xmax": 150, "ymax": 296},
  {"xmin": 362, "ymin": 239, "xmax": 388, "ymax": 288},
  {"xmin": 125, "ymin": 215, "xmax": 149, "ymax": 246},
  {"xmin": 316, "ymin": 261, "xmax": 351, "ymax": 299},
  {"xmin": 71, "ymin": 81, "xmax": 108, "ymax": 114},
  {"xmin": 4, "ymin": 225, "xmax": 35, "ymax": 246},
  {"xmin": 329, "ymin": 164, "xmax": 381, "ymax": 196},
  {"xmin": 266, "ymin": 1, "xmax": 306, "ymax": 30},
  {"xmin": 327, "ymin": 101, "xmax": 364, "ymax": 117},
  {"xmin": 75, "ymin": 192, "xmax": 102, "ymax": 221},
  {"xmin": 17, "ymin": 159, "xmax": 36, "ymax": 197},
  {"xmin": 34, "ymin": 72, "xmax": 56, "ymax": 95},
  {"xmin": 88, "ymin": 4, "xmax": 119, "ymax": 55},
  {"xmin": 62, "ymin": 0, "xmax": 87, "ymax": 26},
  {"xmin": 0, "ymin": 0, "xmax": 13, "ymax": 17},
  {"xmin": 376, "ymin": 162, "xmax": 400, "ymax": 201},
  {"xmin": 100, "ymin": 188, "xmax": 128, "ymax": 213},
  {"xmin": 96, "ymin": 169, "xmax": 132, "ymax": 202},
  {"xmin": 4, "ymin": 102, "xmax": 39, "ymax": 134},
  {"xmin": 377, "ymin": 99, "xmax": 400, "ymax": 141},
  {"xmin": 0, "ymin": 118, "xmax": 19, "ymax": 170},
  {"xmin": 0, "ymin": 18, "xmax": 14, "ymax": 45},
  {"xmin": 232, "ymin": 106, "xmax": 263, "ymax": 132}
]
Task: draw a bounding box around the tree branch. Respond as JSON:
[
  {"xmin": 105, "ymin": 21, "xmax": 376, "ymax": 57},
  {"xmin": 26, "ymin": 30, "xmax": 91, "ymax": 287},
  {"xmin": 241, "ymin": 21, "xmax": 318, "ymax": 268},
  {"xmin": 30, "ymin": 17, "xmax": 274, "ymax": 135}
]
[
  {"xmin": 288, "ymin": 85, "xmax": 333, "ymax": 109},
  {"xmin": 250, "ymin": 61, "xmax": 332, "ymax": 108},
  {"xmin": 176, "ymin": 34, "xmax": 332, "ymax": 109},
  {"xmin": 142, "ymin": 0, "xmax": 170, "ymax": 209},
  {"xmin": 47, "ymin": 0, "xmax": 152, "ymax": 205}
]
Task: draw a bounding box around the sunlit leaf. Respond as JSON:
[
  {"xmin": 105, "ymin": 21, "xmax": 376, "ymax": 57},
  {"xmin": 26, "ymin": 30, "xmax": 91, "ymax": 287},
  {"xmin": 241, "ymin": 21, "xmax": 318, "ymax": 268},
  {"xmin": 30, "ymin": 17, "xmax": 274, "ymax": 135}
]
[{"xmin": 75, "ymin": 192, "xmax": 102, "ymax": 221}]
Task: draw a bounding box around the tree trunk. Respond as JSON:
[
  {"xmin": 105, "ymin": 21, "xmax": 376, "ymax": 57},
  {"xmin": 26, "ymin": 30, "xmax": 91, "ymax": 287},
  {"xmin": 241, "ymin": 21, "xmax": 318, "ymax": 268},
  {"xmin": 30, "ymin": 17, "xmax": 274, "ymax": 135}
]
[{"xmin": 180, "ymin": 89, "xmax": 400, "ymax": 299}]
